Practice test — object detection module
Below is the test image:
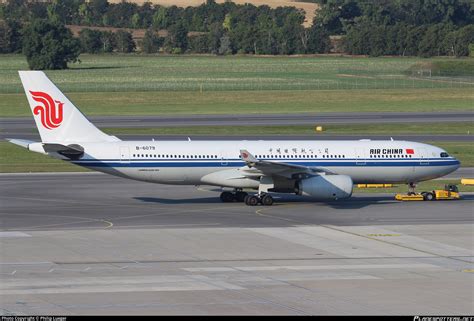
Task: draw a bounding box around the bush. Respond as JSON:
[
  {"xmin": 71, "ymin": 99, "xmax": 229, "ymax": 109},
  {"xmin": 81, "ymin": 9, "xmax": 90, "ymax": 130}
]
[{"xmin": 22, "ymin": 19, "xmax": 80, "ymax": 70}]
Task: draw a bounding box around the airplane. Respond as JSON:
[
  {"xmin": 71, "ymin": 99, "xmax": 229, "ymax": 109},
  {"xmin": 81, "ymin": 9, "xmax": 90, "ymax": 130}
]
[{"xmin": 7, "ymin": 71, "xmax": 460, "ymax": 206}]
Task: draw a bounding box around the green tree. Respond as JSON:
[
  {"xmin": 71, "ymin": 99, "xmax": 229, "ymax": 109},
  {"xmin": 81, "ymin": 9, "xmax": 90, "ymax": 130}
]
[
  {"xmin": 115, "ymin": 30, "xmax": 135, "ymax": 53},
  {"xmin": 152, "ymin": 6, "xmax": 167, "ymax": 29},
  {"xmin": 164, "ymin": 22, "xmax": 188, "ymax": 53},
  {"xmin": 131, "ymin": 13, "xmax": 141, "ymax": 29},
  {"xmin": 22, "ymin": 19, "xmax": 80, "ymax": 70},
  {"xmin": 89, "ymin": 0, "xmax": 109, "ymax": 26},
  {"xmin": 0, "ymin": 19, "xmax": 23, "ymax": 53},
  {"xmin": 444, "ymin": 24, "xmax": 474, "ymax": 57},
  {"xmin": 188, "ymin": 35, "xmax": 209, "ymax": 53},
  {"xmin": 0, "ymin": 20, "xmax": 8, "ymax": 53},
  {"xmin": 100, "ymin": 31, "xmax": 116, "ymax": 53},
  {"xmin": 141, "ymin": 29, "xmax": 163, "ymax": 53},
  {"xmin": 314, "ymin": 0, "xmax": 362, "ymax": 35},
  {"xmin": 46, "ymin": 0, "xmax": 82, "ymax": 25},
  {"xmin": 207, "ymin": 22, "xmax": 224, "ymax": 54},
  {"xmin": 79, "ymin": 28, "xmax": 102, "ymax": 53},
  {"xmin": 307, "ymin": 24, "xmax": 331, "ymax": 53},
  {"xmin": 418, "ymin": 23, "xmax": 452, "ymax": 57}
]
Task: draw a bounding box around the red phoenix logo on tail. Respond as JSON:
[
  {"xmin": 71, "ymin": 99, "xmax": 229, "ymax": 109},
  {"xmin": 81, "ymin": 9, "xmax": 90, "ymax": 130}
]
[{"xmin": 29, "ymin": 91, "xmax": 64, "ymax": 130}]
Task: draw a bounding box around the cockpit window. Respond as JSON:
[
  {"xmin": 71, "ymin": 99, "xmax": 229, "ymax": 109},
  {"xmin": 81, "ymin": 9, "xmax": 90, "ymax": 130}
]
[{"xmin": 440, "ymin": 152, "xmax": 449, "ymax": 158}]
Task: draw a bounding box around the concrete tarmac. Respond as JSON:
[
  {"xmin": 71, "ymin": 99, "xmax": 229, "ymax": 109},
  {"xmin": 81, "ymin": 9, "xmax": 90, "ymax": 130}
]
[
  {"xmin": 2, "ymin": 112, "xmax": 474, "ymax": 130},
  {"xmin": 1, "ymin": 173, "xmax": 473, "ymax": 315}
]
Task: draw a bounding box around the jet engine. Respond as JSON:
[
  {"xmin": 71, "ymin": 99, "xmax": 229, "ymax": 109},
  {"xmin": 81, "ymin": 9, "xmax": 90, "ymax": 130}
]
[{"xmin": 295, "ymin": 175, "xmax": 353, "ymax": 200}]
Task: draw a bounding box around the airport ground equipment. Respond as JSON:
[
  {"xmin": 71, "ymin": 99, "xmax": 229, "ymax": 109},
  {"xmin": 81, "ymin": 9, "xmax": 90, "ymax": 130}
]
[
  {"xmin": 357, "ymin": 184, "xmax": 394, "ymax": 188},
  {"xmin": 461, "ymin": 178, "xmax": 474, "ymax": 186},
  {"xmin": 395, "ymin": 184, "xmax": 460, "ymax": 201}
]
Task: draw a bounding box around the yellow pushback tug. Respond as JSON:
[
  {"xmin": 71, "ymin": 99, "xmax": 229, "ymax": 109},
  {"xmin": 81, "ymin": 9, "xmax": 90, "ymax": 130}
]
[{"xmin": 395, "ymin": 184, "xmax": 460, "ymax": 201}]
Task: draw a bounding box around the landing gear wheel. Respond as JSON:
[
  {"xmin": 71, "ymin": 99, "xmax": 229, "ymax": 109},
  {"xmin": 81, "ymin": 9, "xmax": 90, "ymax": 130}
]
[
  {"xmin": 235, "ymin": 191, "xmax": 248, "ymax": 202},
  {"xmin": 261, "ymin": 194, "xmax": 274, "ymax": 206},
  {"xmin": 220, "ymin": 191, "xmax": 234, "ymax": 203},
  {"xmin": 245, "ymin": 195, "xmax": 259, "ymax": 206},
  {"xmin": 423, "ymin": 192, "xmax": 435, "ymax": 201}
]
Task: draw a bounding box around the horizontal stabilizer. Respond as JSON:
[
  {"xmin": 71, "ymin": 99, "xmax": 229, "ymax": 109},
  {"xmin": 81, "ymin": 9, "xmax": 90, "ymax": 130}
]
[
  {"xmin": 43, "ymin": 143, "xmax": 84, "ymax": 159},
  {"xmin": 6, "ymin": 138, "xmax": 35, "ymax": 148}
]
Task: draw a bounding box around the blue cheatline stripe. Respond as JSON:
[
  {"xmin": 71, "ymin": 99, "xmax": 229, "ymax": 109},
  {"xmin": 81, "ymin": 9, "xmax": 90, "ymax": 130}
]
[
  {"xmin": 75, "ymin": 157, "xmax": 454, "ymax": 162},
  {"xmin": 71, "ymin": 160, "xmax": 460, "ymax": 168}
]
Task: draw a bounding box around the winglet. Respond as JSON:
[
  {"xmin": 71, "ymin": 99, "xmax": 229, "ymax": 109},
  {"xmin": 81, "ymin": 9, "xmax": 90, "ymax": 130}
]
[{"xmin": 240, "ymin": 149, "xmax": 259, "ymax": 163}]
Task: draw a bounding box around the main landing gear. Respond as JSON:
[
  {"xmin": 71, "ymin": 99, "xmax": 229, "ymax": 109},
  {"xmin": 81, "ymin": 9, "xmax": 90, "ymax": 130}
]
[
  {"xmin": 244, "ymin": 194, "xmax": 274, "ymax": 206},
  {"xmin": 219, "ymin": 191, "xmax": 274, "ymax": 206},
  {"xmin": 219, "ymin": 190, "xmax": 248, "ymax": 203}
]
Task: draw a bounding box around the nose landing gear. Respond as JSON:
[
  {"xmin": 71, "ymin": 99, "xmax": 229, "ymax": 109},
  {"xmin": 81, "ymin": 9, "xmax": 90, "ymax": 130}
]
[{"xmin": 408, "ymin": 182, "xmax": 417, "ymax": 195}]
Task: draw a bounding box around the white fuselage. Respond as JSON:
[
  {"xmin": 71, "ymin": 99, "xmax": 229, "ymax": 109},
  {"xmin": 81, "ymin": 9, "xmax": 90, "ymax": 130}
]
[{"xmin": 67, "ymin": 140, "xmax": 460, "ymax": 187}]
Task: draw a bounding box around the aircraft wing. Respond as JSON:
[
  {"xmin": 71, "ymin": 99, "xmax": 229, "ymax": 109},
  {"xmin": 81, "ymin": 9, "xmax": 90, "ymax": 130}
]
[{"xmin": 239, "ymin": 149, "xmax": 334, "ymax": 178}]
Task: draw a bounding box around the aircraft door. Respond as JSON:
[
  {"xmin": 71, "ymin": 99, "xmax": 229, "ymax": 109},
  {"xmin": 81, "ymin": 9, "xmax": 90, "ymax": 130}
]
[
  {"xmin": 120, "ymin": 146, "xmax": 130, "ymax": 163},
  {"xmin": 355, "ymin": 148, "xmax": 366, "ymax": 165},
  {"xmin": 220, "ymin": 148, "xmax": 233, "ymax": 167},
  {"xmin": 220, "ymin": 151, "xmax": 228, "ymax": 166}
]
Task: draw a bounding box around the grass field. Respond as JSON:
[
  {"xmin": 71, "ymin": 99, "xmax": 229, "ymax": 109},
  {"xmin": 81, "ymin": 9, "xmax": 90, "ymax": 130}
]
[
  {"xmin": 2, "ymin": 54, "xmax": 473, "ymax": 93},
  {"xmin": 2, "ymin": 88, "xmax": 473, "ymax": 117},
  {"xmin": 4, "ymin": 88, "xmax": 474, "ymax": 117},
  {"xmin": 1, "ymin": 54, "xmax": 473, "ymax": 117}
]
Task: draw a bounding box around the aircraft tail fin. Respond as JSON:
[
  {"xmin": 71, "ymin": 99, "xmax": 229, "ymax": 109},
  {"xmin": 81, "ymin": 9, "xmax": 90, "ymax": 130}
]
[{"xmin": 18, "ymin": 71, "xmax": 119, "ymax": 143}]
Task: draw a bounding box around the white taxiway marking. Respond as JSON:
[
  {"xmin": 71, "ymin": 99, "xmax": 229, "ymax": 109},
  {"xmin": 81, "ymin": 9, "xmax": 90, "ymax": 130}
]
[
  {"xmin": 0, "ymin": 232, "xmax": 31, "ymax": 238},
  {"xmin": 182, "ymin": 263, "xmax": 441, "ymax": 272}
]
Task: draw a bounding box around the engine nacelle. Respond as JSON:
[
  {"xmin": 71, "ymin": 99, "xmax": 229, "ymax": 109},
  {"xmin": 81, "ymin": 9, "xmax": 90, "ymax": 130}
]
[{"xmin": 296, "ymin": 175, "xmax": 353, "ymax": 200}]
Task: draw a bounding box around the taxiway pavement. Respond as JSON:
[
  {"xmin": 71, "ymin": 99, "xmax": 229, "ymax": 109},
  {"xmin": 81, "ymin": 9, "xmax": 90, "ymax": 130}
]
[
  {"xmin": 1, "ymin": 173, "xmax": 473, "ymax": 315},
  {"xmin": 2, "ymin": 112, "xmax": 474, "ymax": 130}
]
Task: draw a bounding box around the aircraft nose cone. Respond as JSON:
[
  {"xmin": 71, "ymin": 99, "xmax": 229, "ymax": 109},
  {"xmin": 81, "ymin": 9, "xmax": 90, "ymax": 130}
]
[{"xmin": 447, "ymin": 158, "xmax": 461, "ymax": 174}]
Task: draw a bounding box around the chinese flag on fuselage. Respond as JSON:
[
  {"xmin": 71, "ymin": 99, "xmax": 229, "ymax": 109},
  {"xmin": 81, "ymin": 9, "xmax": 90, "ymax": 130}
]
[{"xmin": 406, "ymin": 149, "xmax": 414, "ymax": 154}]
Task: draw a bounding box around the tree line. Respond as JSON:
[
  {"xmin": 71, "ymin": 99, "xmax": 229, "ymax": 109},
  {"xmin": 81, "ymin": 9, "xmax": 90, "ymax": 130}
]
[
  {"xmin": 0, "ymin": 0, "xmax": 473, "ymax": 69},
  {"xmin": 314, "ymin": 0, "xmax": 474, "ymax": 57},
  {"xmin": 0, "ymin": 0, "xmax": 330, "ymax": 57}
]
